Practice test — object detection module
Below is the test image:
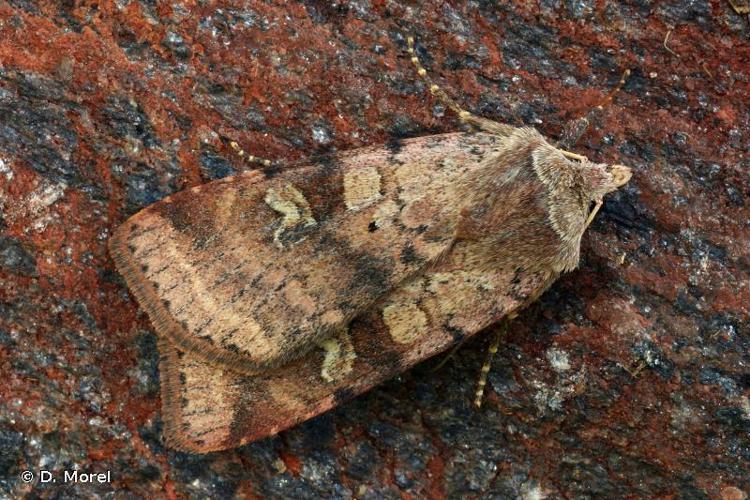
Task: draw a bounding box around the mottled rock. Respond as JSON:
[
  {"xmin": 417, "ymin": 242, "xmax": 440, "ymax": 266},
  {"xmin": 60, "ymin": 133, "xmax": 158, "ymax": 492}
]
[
  {"xmin": 0, "ymin": 0, "xmax": 748, "ymax": 498},
  {"xmin": 0, "ymin": 236, "xmax": 37, "ymax": 276}
]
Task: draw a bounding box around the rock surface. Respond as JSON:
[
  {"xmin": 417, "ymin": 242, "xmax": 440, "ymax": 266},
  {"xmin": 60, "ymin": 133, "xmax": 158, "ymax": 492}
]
[{"xmin": 0, "ymin": 1, "xmax": 748, "ymax": 498}]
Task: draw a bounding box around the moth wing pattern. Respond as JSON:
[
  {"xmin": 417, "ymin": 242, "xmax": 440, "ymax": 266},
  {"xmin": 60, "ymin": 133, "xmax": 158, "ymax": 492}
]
[
  {"xmin": 110, "ymin": 132, "xmax": 511, "ymax": 374},
  {"xmin": 158, "ymin": 235, "xmax": 558, "ymax": 453}
]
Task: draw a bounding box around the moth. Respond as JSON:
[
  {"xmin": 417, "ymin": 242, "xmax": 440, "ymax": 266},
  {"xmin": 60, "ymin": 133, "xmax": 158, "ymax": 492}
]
[{"xmin": 110, "ymin": 37, "xmax": 632, "ymax": 452}]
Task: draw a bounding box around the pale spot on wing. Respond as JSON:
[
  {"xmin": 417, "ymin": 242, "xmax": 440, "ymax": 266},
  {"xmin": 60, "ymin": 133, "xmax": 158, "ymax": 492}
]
[
  {"xmin": 343, "ymin": 167, "xmax": 382, "ymax": 210},
  {"xmin": 382, "ymin": 297, "xmax": 428, "ymax": 345},
  {"xmin": 264, "ymin": 183, "xmax": 317, "ymax": 248},
  {"xmin": 394, "ymin": 161, "xmax": 432, "ymax": 206},
  {"xmin": 424, "ymin": 269, "xmax": 498, "ymax": 333},
  {"xmin": 316, "ymin": 330, "xmax": 356, "ymax": 382}
]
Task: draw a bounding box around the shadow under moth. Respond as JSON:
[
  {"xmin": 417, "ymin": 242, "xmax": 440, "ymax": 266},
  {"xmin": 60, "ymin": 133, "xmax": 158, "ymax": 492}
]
[{"xmin": 110, "ymin": 37, "xmax": 632, "ymax": 453}]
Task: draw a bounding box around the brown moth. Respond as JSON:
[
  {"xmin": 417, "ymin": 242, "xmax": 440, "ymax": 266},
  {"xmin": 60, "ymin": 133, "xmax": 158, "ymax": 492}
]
[{"xmin": 109, "ymin": 37, "xmax": 632, "ymax": 452}]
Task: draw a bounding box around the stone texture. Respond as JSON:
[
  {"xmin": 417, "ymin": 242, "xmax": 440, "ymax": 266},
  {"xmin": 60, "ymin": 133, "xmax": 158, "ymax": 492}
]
[{"xmin": 0, "ymin": 0, "xmax": 748, "ymax": 498}]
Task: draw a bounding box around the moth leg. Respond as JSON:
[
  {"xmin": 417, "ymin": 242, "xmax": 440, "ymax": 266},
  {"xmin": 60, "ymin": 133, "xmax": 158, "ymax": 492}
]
[
  {"xmin": 229, "ymin": 140, "xmax": 275, "ymax": 168},
  {"xmin": 585, "ymin": 198, "xmax": 603, "ymax": 228},
  {"xmin": 474, "ymin": 318, "xmax": 512, "ymax": 408},
  {"xmin": 558, "ymin": 69, "xmax": 631, "ymax": 149},
  {"xmin": 431, "ymin": 336, "xmax": 469, "ymax": 372},
  {"xmin": 406, "ymin": 36, "xmax": 514, "ymax": 137}
]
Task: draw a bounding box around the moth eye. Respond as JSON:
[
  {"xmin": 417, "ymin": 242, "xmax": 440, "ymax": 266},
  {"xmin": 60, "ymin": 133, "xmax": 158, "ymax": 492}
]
[{"xmin": 368, "ymin": 221, "xmax": 379, "ymax": 232}]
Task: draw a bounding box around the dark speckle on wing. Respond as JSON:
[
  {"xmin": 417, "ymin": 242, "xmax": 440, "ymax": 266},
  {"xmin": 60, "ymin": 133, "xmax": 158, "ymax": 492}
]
[{"xmin": 400, "ymin": 243, "xmax": 424, "ymax": 265}]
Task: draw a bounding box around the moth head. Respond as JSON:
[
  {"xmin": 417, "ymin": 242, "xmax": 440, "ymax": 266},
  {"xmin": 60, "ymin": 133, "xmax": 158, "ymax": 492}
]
[{"xmin": 578, "ymin": 161, "xmax": 632, "ymax": 201}]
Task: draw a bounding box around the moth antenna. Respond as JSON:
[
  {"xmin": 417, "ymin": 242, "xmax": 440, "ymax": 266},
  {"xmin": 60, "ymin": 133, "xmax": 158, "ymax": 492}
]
[
  {"xmin": 558, "ymin": 69, "xmax": 631, "ymax": 150},
  {"xmin": 597, "ymin": 69, "xmax": 631, "ymax": 111},
  {"xmin": 228, "ymin": 140, "xmax": 275, "ymax": 168},
  {"xmin": 406, "ymin": 36, "xmax": 514, "ymax": 137},
  {"xmin": 406, "ymin": 36, "xmax": 470, "ymax": 119},
  {"xmin": 474, "ymin": 320, "xmax": 510, "ymax": 408}
]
